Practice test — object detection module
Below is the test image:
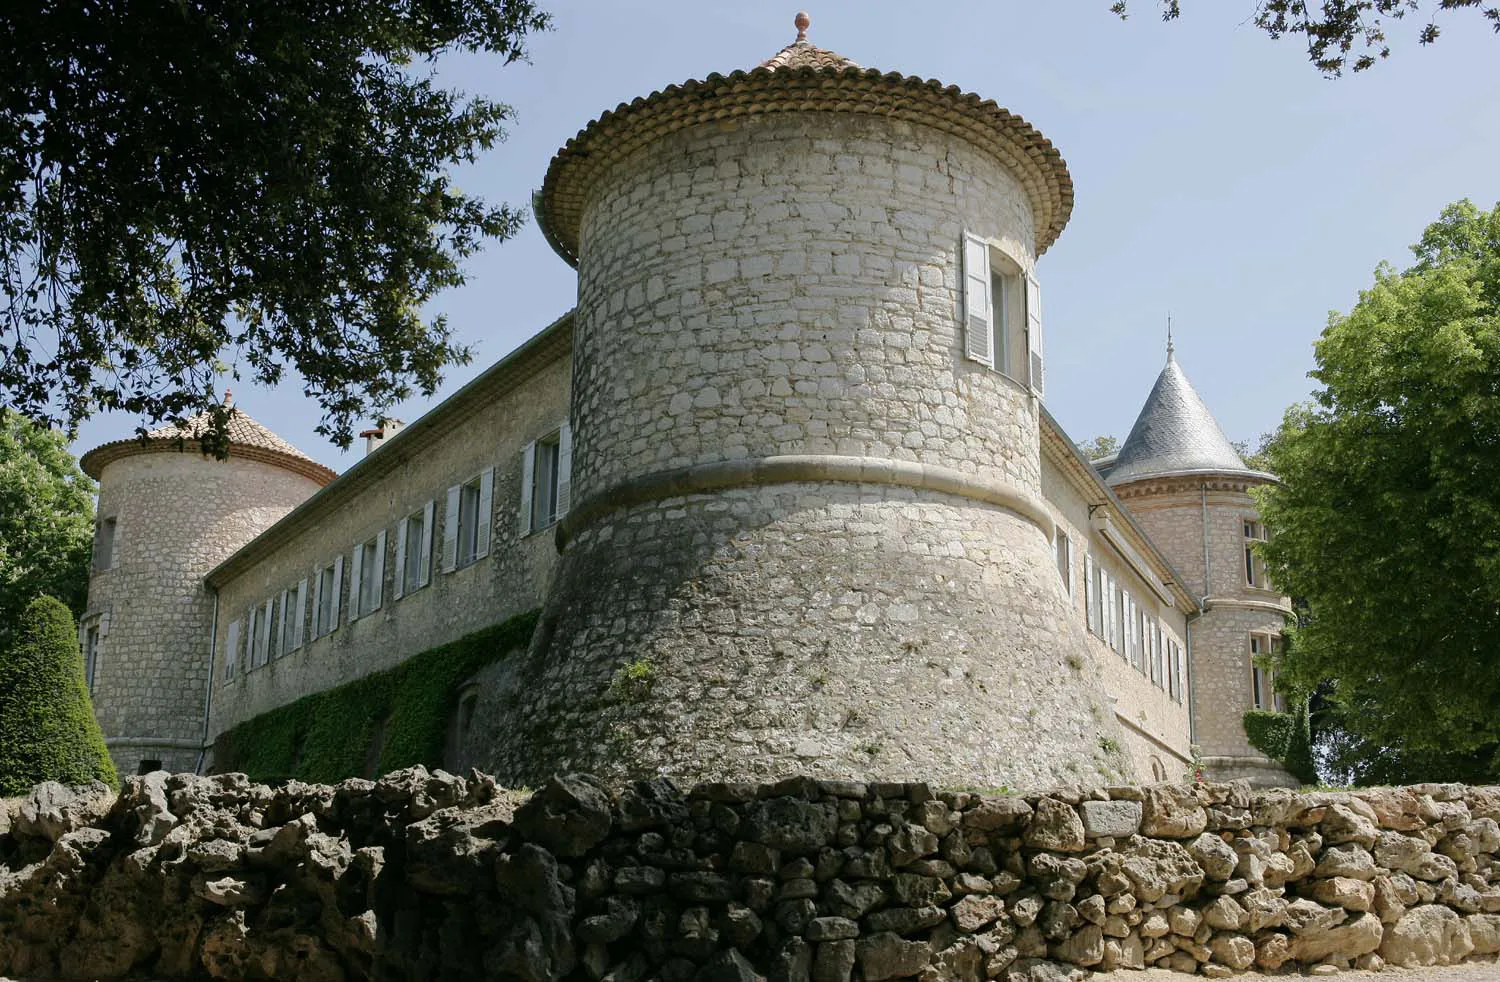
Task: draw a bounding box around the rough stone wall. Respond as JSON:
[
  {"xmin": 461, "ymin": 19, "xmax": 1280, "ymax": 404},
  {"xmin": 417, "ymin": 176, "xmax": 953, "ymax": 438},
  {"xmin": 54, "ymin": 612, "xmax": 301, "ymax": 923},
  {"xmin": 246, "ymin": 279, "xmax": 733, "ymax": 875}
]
[
  {"xmin": 1115, "ymin": 482, "xmax": 1293, "ymax": 785},
  {"xmin": 86, "ymin": 452, "xmax": 325, "ymax": 777},
  {"xmin": 4, "ymin": 772, "xmax": 1499, "ymax": 982},
  {"xmin": 1039, "ymin": 459, "xmax": 1192, "ymax": 783},
  {"xmin": 208, "ymin": 354, "xmax": 570, "ymax": 743}
]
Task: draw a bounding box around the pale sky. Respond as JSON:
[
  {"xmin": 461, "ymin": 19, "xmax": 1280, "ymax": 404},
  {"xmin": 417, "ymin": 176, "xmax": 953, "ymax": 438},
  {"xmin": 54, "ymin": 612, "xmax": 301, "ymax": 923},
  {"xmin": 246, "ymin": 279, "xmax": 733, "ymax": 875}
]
[{"xmin": 68, "ymin": 1, "xmax": 1500, "ymax": 469}]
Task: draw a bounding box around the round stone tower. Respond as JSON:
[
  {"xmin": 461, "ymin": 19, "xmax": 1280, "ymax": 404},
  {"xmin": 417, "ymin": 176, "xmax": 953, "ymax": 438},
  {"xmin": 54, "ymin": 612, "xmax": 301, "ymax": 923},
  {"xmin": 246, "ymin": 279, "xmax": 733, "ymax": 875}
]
[
  {"xmin": 498, "ymin": 18, "xmax": 1131, "ymax": 788},
  {"xmin": 1103, "ymin": 348, "xmax": 1297, "ymax": 787},
  {"xmin": 79, "ymin": 403, "xmax": 334, "ymax": 776}
]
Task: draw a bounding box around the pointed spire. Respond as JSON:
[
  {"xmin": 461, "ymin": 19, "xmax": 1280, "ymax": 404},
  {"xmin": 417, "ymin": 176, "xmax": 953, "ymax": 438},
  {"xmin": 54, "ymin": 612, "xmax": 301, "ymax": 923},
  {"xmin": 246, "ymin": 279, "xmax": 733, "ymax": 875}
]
[{"xmin": 1166, "ymin": 314, "xmax": 1174, "ymax": 361}]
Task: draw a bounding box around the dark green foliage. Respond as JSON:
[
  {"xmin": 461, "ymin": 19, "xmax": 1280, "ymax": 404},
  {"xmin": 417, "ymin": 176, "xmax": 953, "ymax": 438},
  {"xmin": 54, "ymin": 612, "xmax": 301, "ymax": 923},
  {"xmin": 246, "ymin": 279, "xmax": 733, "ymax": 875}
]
[
  {"xmin": 0, "ymin": 1, "xmax": 549, "ymax": 449},
  {"xmin": 1076, "ymin": 435, "xmax": 1119, "ymax": 461},
  {"xmin": 1112, "ymin": 1, "xmax": 1500, "ymax": 75},
  {"xmin": 1244, "ymin": 706, "xmax": 1317, "ymax": 786},
  {"xmin": 0, "ymin": 596, "xmax": 117, "ymax": 795},
  {"xmin": 213, "ymin": 610, "xmax": 537, "ymax": 783}
]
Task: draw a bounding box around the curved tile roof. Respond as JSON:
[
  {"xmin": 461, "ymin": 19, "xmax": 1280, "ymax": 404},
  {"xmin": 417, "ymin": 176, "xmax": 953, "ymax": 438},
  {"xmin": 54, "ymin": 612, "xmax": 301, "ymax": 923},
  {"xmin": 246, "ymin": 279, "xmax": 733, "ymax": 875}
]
[
  {"xmin": 759, "ymin": 39, "xmax": 859, "ymax": 72},
  {"xmin": 1105, "ymin": 353, "xmax": 1272, "ymax": 486},
  {"xmin": 80, "ymin": 406, "xmax": 337, "ymax": 485}
]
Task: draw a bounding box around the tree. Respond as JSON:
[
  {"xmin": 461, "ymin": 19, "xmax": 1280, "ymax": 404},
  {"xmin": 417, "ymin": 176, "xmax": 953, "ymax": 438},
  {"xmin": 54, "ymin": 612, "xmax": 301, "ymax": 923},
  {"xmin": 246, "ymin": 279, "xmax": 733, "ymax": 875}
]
[
  {"xmin": 0, "ymin": 1, "xmax": 550, "ymax": 451},
  {"xmin": 1111, "ymin": 1, "xmax": 1500, "ymax": 75},
  {"xmin": 0, "ymin": 410, "xmax": 95, "ymax": 643},
  {"xmin": 1078, "ymin": 435, "xmax": 1120, "ymax": 460},
  {"xmin": 1257, "ymin": 199, "xmax": 1500, "ymax": 779},
  {"xmin": 0, "ymin": 596, "xmax": 117, "ymax": 795}
]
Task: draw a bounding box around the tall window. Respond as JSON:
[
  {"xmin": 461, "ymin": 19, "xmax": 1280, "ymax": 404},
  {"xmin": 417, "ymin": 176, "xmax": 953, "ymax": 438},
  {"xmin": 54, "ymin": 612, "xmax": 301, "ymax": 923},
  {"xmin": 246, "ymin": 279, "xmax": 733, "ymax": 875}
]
[
  {"xmin": 1250, "ymin": 633, "xmax": 1286, "ymax": 711},
  {"xmin": 532, "ymin": 436, "xmax": 561, "ymax": 531},
  {"xmin": 83, "ymin": 623, "xmax": 100, "ymax": 692},
  {"xmin": 280, "ymin": 583, "xmax": 303, "ymax": 655},
  {"xmin": 961, "ymin": 232, "xmax": 1042, "ymax": 394},
  {"xmin": 1244, "ymin": 520, "xmax": 1270, "ymax": 589},
  {"xmin": 1112, "ymin": 583, "xmax": 1126, "ymax": 654},
  {"xmin": 401, "ymin": 505, "xmax": 430, "ymax": 595},
  {"xmin": 1054, "ymin": 532, "xmax": 1072, "ymax": 598},
  {"xmin": 315, "ymin": 562, "xmax": 338, "ymax": 637},
  {"xmin": 94, "ymin": 517, "xmax": 117, "ymax": 571},
  {"xmin": 352, "ymin": 533, "xmax": 383, "ymax": 618},
  {"xmin": 458, "ymin": 477, "xmax": 482, "ymax": 568},
  {"xmin": 248, "ymin": 602, "xmax": 267, "ymax": 670},
  {"xmin": 1085, "ymin": 555, "xmax": 1103, "ymax": 636},
  {"xmin": 443, "ymin": 470, "xmax": 493, "ymax": 573}
]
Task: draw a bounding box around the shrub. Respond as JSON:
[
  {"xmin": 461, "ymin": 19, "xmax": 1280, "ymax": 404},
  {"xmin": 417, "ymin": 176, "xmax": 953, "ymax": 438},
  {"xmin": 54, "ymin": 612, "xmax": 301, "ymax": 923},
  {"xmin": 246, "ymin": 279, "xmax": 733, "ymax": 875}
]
[
  {"xmin": 0, "ymin": 595, "xmax": 117, "ymax": 795},
  {"xmin": 1244, "ymin": 705, "xmax": 1318, "ymax": 785},
  {"xmin": 213, "ymin": 609, "xmax": 538, "ymax": 783}
]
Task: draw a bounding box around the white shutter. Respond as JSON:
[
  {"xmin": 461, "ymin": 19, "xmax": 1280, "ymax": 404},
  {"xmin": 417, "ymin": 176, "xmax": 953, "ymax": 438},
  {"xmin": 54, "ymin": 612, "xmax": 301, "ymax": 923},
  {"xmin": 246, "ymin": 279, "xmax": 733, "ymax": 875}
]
[
  {"xmin": 294, "ymin": 579, "xmax": 307, "ymax": 649},
  {"xmin": 962, "ymin": 233, "xmax": 994, "ymax": 367},
  {"xmin": 1026, "ymin": 271, "xmax": 1044, "ymax": 397},
  {"xmin": 349, "ymin": 542, "xmax": 364, "ymax": 621},
  {"xmin": 277, "ymin": 589, "xmax": 289, "ymax": 657},
  {"xmin": 442, "ymin": 486, "xmax": 460, "ymax": 572},
  {"xmin": 311, "ymin": 567, "xmax": 324, "ymax": 638},
  {"xmin": 331, "ymin": 554, "xmax": 343, "ymax": 626},
  {"xmin": 419, "ymin": 500, "xmax": 434, "ymax": 587},
  {"xmin": 260, "ymin": 598, "xmax": 273, "ymax": 666},
  {"xmin": 224, "ymin": 618, "xmax": 241, "ymax": 680},
  {"xmin": 393, "ymin": 517, "xmax": 408, "ymax": 600},
  {"xmin": 1084, "ymin": 553, "xmax": 1095, "ymax": 635},
  {"xmin": 557, "ymin": 422, "xmax": 573, "ymax": 518},
  {"xmin": 475, "ymin": 467, "xmax": 494, "ymax": 560},
  {"xmin": 519, "ymin": 441, "xmax": 536, "ymax": 535},
  {"xmin": 370, "ymin": 529, "xmax": 386, "ymax": 611}
]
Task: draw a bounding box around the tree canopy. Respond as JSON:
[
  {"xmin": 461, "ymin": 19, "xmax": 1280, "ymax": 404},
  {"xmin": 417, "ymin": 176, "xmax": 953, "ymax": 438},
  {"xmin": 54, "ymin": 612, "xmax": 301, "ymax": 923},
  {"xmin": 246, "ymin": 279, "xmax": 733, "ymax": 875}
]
[
  {"xmin": 1077, "ymin": 435, "xmax": 1120, "ymax": 461},
  {"xmin": 1112, "ymin": 1, "xmax": 1500, "ymax": 75},
  {"xmin": 0, "ymin": 595, "xmax": 116, "ymax": 795},
  {"xmin": 0, "ymin": 409, "xmax": 94, "ymax": 643},
  {"xmin": 0, "ymin": 1, "xmax": 549, "ymax": 449},
  {"xmin": 1258, "ymin": 200, "xmax": 1500, "ymax": 778}
]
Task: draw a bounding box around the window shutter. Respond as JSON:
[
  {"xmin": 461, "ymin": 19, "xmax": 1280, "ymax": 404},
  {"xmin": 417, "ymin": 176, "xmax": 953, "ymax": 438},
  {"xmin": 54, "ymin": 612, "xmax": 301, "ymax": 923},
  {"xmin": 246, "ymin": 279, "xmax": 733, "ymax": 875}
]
[
  {"xmin": 311, "ymin": 568, "xmax": 324, "ymax": 637},
  {"xmin": 475, "ymin": 467, "xmax": 494, "ymax": 560},
  {"xmin": 962, "ymin": 232, "xmax": 994, "ymax": 367},
  {"xmin": 277, "ymin": 590, "xmax": 289, "ymax": 657},
  {"xmin": 331, "ymin": 554, "xmax": 344, "ymax": 626},
  {"xmin": 370, "ymin": 530, "xmax": 386, "ymax": 611},
  {"xmin": 349, "ymin": 542, "xmax": 364, "ymax": 621},
  {"xmin": 557, "ymin": 422, "xmax": 573, "ymax": 518},
  {"xmin": 393, "ymin": 518, "xmax": 408, "ymax": 600},
  {"xmin": 1026, "ymin": 271, "xmax": 1044, "ymax": 397},
  {"xmin": 419, "ymin": 500, "xmax": 435, "ymax": 587},
  {"xmin": 520, "ymin": 441, "xmax": 536, "ymax": 535},
  {"xmin": 442, "ymin": 486, "xmax": 460, "ymax": 572},
  {"xmin": 1083, "ymin": 553, "xmax": 1095, "ymax": 634},
  {"xmin": 294, "ymin": 579, "xmax": 307, "ymax": 649},
  {"xmin": 225, "ymin": 618, "xmax": 241, "ymax": 680},
  {"xmin": 260, "ymin": 598, "xmax": 274, "ymax": 666}
]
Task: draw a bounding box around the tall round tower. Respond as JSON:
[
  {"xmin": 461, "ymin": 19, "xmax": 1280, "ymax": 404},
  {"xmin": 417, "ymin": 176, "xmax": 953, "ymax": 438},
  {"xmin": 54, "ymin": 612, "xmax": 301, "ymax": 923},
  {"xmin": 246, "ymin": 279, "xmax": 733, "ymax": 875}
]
[
  {"xmin": 495, "ymin": 18, "xmax": 1132, "ymax": 788},
  {"xmin": 1103, "ymin": 349, "xmax": 1297, "ymax": 787},
  {"xmin": 79, "ymin": 404, "xmax": 334, "ymax": 775}
]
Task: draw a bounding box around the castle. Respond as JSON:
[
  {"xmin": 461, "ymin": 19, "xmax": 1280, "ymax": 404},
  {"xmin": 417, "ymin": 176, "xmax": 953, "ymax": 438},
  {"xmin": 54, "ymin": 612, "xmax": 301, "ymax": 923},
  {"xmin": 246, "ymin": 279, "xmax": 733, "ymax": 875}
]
[{"xmin": 77, "ymin": 17, "xmax": 1294, "ymax": 790}]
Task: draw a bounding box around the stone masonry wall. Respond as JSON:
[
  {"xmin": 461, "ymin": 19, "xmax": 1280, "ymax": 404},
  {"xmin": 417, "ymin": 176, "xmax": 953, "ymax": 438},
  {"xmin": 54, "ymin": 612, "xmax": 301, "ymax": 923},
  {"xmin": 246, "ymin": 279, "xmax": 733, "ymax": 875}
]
[
  {"xmin": 3, "ymin": 771, "xmax": 1499, "ymax": 981},
  {"xmin": 87, "ymin": 452, "xmax": 325, "ymax": 777}
]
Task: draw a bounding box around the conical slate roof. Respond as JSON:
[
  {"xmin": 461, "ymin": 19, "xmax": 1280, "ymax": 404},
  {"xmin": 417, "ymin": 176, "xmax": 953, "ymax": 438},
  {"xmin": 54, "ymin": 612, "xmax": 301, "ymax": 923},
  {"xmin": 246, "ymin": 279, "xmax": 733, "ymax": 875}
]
[{"xmin": 1105, "ymin": 352, "xmax": 1269, "ymax": 486}]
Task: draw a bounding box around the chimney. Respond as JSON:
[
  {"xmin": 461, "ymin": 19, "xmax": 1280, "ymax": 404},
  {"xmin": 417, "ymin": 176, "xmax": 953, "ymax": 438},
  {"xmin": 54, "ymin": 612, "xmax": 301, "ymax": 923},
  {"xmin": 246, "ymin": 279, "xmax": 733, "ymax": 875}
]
[{"xmin": 358, "ymin": 417, "xmax": 405, "ymax": 456}]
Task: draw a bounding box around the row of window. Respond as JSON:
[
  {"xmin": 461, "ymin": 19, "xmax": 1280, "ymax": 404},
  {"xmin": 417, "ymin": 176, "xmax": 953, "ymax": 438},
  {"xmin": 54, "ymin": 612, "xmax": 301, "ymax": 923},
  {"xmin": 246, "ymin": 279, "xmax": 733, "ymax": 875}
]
[
  {"xmin": 1082, "ymin": 551, "xmax": 1186, "ymax": 703},
  {"xmin": 222, "ymin": 423, "xmax": 571, "ymax": 681}
]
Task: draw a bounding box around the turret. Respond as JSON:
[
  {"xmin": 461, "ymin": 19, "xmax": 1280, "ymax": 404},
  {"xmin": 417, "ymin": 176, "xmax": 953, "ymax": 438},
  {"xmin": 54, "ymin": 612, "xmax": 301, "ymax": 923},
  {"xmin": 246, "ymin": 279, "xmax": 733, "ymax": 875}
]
[
  {"xmin": 488, "ymin": 15, "xmax": 1131, "ymax": 788},
  {"xmin": 1102, "ymin": 348, "xmax": 1296, "ymax": 787},
  {"xmin": 78, "ymin": 403, "xmax": 335, "ymax": 775}
]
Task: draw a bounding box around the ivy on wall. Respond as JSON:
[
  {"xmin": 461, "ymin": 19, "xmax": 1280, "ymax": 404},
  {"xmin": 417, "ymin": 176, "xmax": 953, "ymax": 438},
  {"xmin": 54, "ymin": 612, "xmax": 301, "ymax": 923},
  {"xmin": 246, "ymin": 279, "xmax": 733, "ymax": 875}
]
[
  {"xmin": 1244, "ymin": 703, "xmax": 1317, "ymax": 786},
  {"xmin": 213, "ymin": 609, "xmax": 539, "ymax": 783}
]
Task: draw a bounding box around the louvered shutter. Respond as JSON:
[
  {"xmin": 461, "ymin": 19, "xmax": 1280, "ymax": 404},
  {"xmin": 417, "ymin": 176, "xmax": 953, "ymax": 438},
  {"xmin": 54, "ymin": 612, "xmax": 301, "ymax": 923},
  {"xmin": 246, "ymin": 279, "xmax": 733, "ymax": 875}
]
[
  {"xmin": 557, "ymin": 422, "xmax": 573, "ymax": 518},
  {"xmin": 331, "ymin": 554, "xmax": 343, "ymax": 626},
  {"xmin": 1084, "ymin": 554, "xmax": 1096, "ymax": 635},
  {"xmin": 520, "ymin": 442, "xmax": 536, "ymax": 535},
  {"xmin": 1026, "ymin": 271, "xmax": 1044, "ymax": 397},
  {"xmin": 962, "ymin": 233, "xmax": 993, "ymax": 367},
  {"xmin": 419, "ymin": 501, "xmax": 434, "ymax": 587},
  {"xmin": 294, "ymin": 579, "xmax": 307, "ymax": 649},
  {"xmin": 225, "ymin": 618, "xmax": 241, "ymax": 680},
  {"xmin": 349, "ymin": 542, "xmax": 364, "ymax": 621},
  {"xmin": 393, "ymin": 518, "xmax": 408, "ymax": 600},
  {"xmin": 277, "ymin": 590, "xmax": 289, "ymax": 657},
  {"xmin": 311, "ymin": 567, "xmax": 324, "ymax": 637},
  {"xmin": 370, "ymin": 530, "xmax": 386, "ymax": 611},
  {"xmin": 475, "ymin": 468, "xmax": 494, "ymax": 560},
  {"xmin": 442, "ymin": 486, "xmax": 460, "ymax": 572},
  {"xmin": 260, "ymin": 598, "xmax": 273, "ymax": 666}
]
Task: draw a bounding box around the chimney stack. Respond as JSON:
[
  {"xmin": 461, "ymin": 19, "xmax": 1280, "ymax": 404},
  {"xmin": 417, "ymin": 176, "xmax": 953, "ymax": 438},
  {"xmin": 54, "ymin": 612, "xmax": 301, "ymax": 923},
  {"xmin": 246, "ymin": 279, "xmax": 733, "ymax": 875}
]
[{"xmin": 358, "ymin": 418, "xmax": 406, "ymax": 456}]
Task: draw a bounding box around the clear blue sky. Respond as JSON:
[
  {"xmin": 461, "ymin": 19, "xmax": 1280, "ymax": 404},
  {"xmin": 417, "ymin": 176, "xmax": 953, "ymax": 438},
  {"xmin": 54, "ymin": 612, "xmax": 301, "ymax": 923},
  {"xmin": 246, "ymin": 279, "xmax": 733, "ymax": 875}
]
[{"xmin": 69, "ymin": 1, "xmax": 1500, "ymax": 469}]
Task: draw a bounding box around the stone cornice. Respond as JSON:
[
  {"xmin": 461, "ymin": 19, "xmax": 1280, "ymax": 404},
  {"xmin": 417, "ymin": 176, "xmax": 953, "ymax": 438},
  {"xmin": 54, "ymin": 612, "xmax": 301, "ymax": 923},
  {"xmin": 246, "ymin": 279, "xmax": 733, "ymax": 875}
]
[
  {"xmin": 82, "ymin": 440, "xmax": 337, "ymax": 488},
  {"xmin": 1111, "ymin": 471, "xmax": 1279, "ymax": 500},
  {"xmin": 555, "ymin": 455, "xmax": 1055, "ymax": 550},
  {"xmin": 1203, "ymin": 596, "xmax": 1294, "ymax": 616}
]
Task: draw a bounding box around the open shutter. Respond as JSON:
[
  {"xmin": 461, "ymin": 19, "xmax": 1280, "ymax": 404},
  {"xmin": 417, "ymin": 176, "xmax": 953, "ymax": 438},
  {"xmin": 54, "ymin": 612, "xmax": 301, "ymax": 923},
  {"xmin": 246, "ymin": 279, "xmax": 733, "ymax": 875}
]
[
  {"xmin": 1084, "ymin": 553, "xmax": 1095, "ymax": 634},
  {"xmin": 260, "ymin": 598, "xmax": 273, "ymax": 666},
  {"xmin": 294, "ymin": 579, "xmax": 307, "ymax": 649},
  {"xmin": 224, "ymin": 618, "xmax": 241, "ymax": 680},
  {"xmin": 277, "ymin": 590, "xmax": 289, "ymax": 657},
  {"xmin": 519, "ymin": 441, "xmax": 536, "ymax": 535},
  {"xmin": 311, "ymin": 568, "xmax": 324, "ymax": 638},
  {"xmin": 393, "ymin": 517, "xmax": 408, "ymax": 600},
  {"xmin": 441, "ymin": 486, "xmax": 460, "ymax": 572},
  {"xmin": 557, "ymin": 422, "xmax": 573, "ymax": 518},
  {"xmin": 475, "ymin": 467, "xmax": 494, "ymax": 560},
  {"xmin": 370, "ymin": 530, "xmax": 386, "ymax": 611},
  {"xmin": 1026, "ymin": 271, "xmax": 1044, "ymax": 397},
  {"xmin": 331, "ymin": 554, "xmax": 343, "ymax": 626},
  {"xmin": 349, "ymin": 542, "xmax": 364, "ymax": 621},
  {"xmin": 419, "ymin": 500, "xmax": 434, "ymax": 587},
  {"xmin": 962, "ymin": 233, "xmax": 993, "ymax": 367}
]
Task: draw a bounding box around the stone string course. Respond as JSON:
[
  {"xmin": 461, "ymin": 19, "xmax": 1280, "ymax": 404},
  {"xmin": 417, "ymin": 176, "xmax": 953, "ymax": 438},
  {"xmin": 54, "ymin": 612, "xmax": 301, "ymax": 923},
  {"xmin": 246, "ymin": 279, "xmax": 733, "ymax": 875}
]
[{"xmin": 3, "ymin": 773, "xmax": 1499, "ymax": 981}]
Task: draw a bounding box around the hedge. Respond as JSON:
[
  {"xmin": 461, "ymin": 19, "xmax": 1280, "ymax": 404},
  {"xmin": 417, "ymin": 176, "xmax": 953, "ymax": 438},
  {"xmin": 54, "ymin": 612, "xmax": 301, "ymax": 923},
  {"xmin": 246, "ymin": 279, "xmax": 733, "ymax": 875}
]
[
  {"xmin": 213, "ymin": 609, "xmax": 538, "ymax": 783},
  {"xmin": 0, "ymin": 596, "xmax": 117, "ymax": 795},
  {"xmin": 1244, "ymin": 704, "xmax": 1318, "ymax": 786}
]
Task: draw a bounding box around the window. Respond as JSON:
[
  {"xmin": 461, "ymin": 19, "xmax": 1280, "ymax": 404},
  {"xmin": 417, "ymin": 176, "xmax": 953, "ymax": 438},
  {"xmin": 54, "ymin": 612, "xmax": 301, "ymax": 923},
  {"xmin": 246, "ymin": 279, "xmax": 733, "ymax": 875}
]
[
  {"xmin": 444, "ymin": 469, "xmax": 493, "ymax": 572},
  {"xmin": 1166, "ymin": 637, "xmax": 1180, "ymax": 700},
  {"xmin": 961, "ymin": 232, "xmax": 1044, "ymax": 396},
  {"xmin": 224, "ymin": 618, "xmax": 242, "ymax": 681},
  {"xmin": 94, "ymin": 517, "xmax": 117, "ymax": 571},
  {"xmin": 313, "ymin": 559, "xmax": 342, "ymax": 638},
  {"xmin": 1244, "ymin": 519, "xmax": 1271, "ymax": 589},
  {"xmin": 1054, "ymin": 531, "xmax": 1072, "ymax": 598},
  {"xmin": 83, "ymin": 623, "xmax": 100, "ymax": 692},
  {"xmin": 521, "ymin": 423, "xmax": 572, "ymax": 535},
  {"xmin": 349, "ymin": 531, "xmax": 386, "ymax": 621},
  {"xmin": 395, "ymin": 502, "xmax": 434, "ymax": 599},
  {"xmin": 248, "ymin": 598, "xmax": 273, "ymax": 670},
  {"xmin": 1085, "ymin": 554, "xmax": 1103, "ymax": 636},
  {"xmin": 1129, "ymin": 599, "xmax": 1143, "ymax": 671},
  {"xmin": 1250, "ymin": 633, "xmax": 1287, "ymax": 711},
  {"xmin": 1111, "ymin": 580, "xmax": 1126, "ymax": 654},
  {"xmin": 279, "ymin": 581, "xmax": 306, "ymax": 655}
]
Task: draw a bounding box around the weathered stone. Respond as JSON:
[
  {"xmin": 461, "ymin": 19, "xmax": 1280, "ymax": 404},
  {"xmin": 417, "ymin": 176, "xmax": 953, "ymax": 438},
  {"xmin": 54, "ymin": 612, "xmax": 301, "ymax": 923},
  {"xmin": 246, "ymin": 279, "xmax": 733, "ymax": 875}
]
[
  {"xmin": 807, "ymin": 917, "xmax": 860, "ymax": 942},
  {"xmin": 962, "ymin": 797, "xmax": 1032, "ymax": 834},
  {"xmin": 1379, "ymin": 905, "xmax": 1475, "ymax": 967},
  {"xmin": 511, "ymin": 774, "xmax": 612, "ymax": 858},
  {"xmin": 825, "ymin": 879, "xmax": 885, "ymax": 919},
  {"xmin": 1306, "ymin": 875, "xmax": 1375, "ymax": 912},
  {"xmin": 1077, "ymin": 801, "xmax": 1140, "ymax": 839},
  {"xmin": 1320, "ymin": 802, "xmax": 1379, "ymax": 849},
  {"xmin": 1187, "ymin": 832, "xmax": 1237, "ymax": 881},
  {"xmin": 951, "ymin": 895, "xmax": 1006, "ymax": 933},
  {"xmin": 697, "ymin": 949, "xmax": 766, "ymax": 982},
  {"xmin": 1467, "ymin": 913, "xmax": 1500, "ymax": 954},
  {"xmin": 865, "ymin": 907, "xmax": 947, "ymax": 935},
  {"xmin": 1138, "ymin": 786, "xmax": 1207, "ymax": 839},
  {"xmin": 14, "ymin": 781, "xmax": 115, "ymax": 844},
  {"xmin": 745, "ymin": 798, "xmax": 838, "ymax": 855},
  {"xmin": 1314, "ymin": 843, "xmax": 1377, "ymax": 881},
  {"xmin": 1288, "ymin": 911, "xmax": 1383, "ymax": 963},
  {"xmin": 577, "ymin": 897, "xmax": 641, "ymax": 944},
  {"xmin": 1022, "ymin": 799, "xmax": 1085, "ymax": 853},
  {"xmin": 813, "ymin": 941, "xmax": 856, "ymax": 982},
  {"xmin": 1048, "ymin": 925, "xmax": 1103, "ymax": 967},
  {"xmin": 856, "ymin": 933, "xmax": 933, "ymax": 981},
  {"xmin": 1208, "ymin": 933, "xmax": 1255, "ymax": 970}
]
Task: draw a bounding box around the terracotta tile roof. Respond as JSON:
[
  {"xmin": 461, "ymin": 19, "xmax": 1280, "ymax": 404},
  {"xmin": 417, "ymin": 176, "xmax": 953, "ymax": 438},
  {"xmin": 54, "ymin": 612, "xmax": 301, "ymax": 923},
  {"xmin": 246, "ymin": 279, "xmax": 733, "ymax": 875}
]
[
  {"xmin": 759, "ymin": 40, "xmax": 859, "ymax": 72},
  {"xmin": 80, "ymin": 406, "xmax": 336, "ymax": 485},
  {"xmin": 144, "ymin": 408, "xmax": 316, "ymax": 462}
]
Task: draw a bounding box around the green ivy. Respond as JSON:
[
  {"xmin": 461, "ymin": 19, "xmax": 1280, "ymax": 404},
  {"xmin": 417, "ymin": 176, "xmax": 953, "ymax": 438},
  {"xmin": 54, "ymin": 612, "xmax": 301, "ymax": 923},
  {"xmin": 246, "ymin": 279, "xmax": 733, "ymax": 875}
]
[
  {"xmin": 1244, "ymin": 703, "xmax": 1318, "ymax": 786},
  {"xmin": 213, "ymin": 609, "xmax": 538, "ymax": 783}
]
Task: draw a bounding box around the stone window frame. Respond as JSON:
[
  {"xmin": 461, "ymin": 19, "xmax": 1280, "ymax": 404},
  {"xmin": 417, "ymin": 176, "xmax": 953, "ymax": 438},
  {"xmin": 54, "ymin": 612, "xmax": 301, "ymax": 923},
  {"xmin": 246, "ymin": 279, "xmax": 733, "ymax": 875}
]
[
  {"xmin": 80, "ymin": 611, "xmax": 108, "ymax": 694},
  {"xmin": 1243, "ymin": 518, "xmax": 1272, "ymax": 590},
  {"xmin": 1249, "ymin": 632, "xmax": 1286, "ymax": 712},
  {"xmin": 1053, "ymin": 529, "xmax": 1072, "ymax": 599},
  {"xmin": 93, "ymin": 515, "xmax": 119, "ymax": 572},
  {"xmin": 959, "ymin": 231, "xmax": 1043, "ymax": 397}
]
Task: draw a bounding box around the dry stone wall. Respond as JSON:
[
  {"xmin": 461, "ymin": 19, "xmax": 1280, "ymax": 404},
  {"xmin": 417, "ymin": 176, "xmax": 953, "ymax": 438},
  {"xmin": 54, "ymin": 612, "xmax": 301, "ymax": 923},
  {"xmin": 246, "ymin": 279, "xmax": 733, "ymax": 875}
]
[{"xmin": 3, "ymin": 772, "xmax": 1499, "ymax": 981}]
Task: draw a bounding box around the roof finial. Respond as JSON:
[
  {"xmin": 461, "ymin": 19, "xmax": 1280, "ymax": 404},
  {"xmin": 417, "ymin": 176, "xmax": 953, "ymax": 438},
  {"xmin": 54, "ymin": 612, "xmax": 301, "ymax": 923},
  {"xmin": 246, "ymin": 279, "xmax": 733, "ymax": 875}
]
[
  {"xmin": 1166, "ymin": 314, "xmax": 1175, "ymax": 362},
  {"xmin": 794, "ymin": 10, "xmax": 810, "ymax": 41}
]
